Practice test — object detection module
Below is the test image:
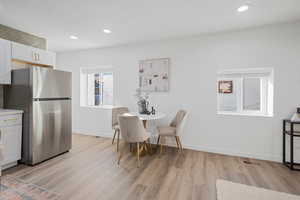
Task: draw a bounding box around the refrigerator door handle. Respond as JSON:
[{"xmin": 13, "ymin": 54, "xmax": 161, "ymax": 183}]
[{"xmin": 33, "ymin": 97, "xmax": 71, "ymax": 101}]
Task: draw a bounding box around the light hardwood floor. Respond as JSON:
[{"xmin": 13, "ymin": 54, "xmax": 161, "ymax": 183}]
[{"xmin": 4, "ymin": 134, "xmax": 300, "ymax": 200}]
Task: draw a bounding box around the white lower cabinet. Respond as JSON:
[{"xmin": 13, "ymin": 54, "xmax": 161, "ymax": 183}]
[{"xmin": 0, "ymin": 113, "xmax": 23, "ymax": 169}]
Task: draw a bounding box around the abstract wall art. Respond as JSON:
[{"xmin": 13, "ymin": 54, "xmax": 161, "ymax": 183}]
[
  {"xmin": 139, "ymin": 58, "xmax": 170, "ymax": 92},
  {"xmin": 218, "ymin": 80, "xmax": 233, "ymax": 93}
]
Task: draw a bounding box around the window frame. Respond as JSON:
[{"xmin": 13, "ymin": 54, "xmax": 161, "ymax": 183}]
[
  {"xmin": 80, "ymin": 68, "xmax": 114, "ymax": 108},
  {"xmin": 217, "ymin": 68, "xmax": 274, "ymax": 117}
]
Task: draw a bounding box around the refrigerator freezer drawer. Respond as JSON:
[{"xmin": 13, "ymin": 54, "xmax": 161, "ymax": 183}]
[{"xmin": 31, "ymin": 99, "xmax": 71, "ymax": 165}]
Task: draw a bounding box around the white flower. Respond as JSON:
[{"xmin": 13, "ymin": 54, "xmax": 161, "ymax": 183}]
[{"xmin": 134, "ymin": 88, "xmax": 150, "ymax": 101}]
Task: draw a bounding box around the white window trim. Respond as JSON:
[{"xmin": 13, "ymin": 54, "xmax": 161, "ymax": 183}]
[
  {"xmin": 217, "ymin": 68, "xmax": 274, "ymax": 117},
  {"xmin": 80, "ymin": 67, "xmax": 114, "ymax": 108},
  {"xmin": 81, "ymin": 105, "xmax": 114, "ymax": 109},
  {"xmin": 217, "ymin": 111, "xmax": 273, "ymax": 117}
]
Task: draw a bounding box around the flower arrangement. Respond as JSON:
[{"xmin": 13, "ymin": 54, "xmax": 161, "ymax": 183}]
[
  {"xmin": 134, "ymin": 88, "xmax": 150, "ymax": 114},
  {"xmin": 134, "ymin": 88, "xmax": 149, "ymax": 101}
]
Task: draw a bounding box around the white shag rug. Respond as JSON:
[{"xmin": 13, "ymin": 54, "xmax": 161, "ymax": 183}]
[{"xmin": 216, "ymin": 179, "xmax": 300, "ymax": 200}]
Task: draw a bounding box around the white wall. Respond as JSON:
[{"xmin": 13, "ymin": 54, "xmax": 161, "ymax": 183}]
[{"xmin": 56, "ymin": 21, "xmax": 300, "ymax": 162}]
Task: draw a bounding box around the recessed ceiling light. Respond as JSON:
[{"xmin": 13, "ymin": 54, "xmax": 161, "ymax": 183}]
[
  {"xmin": 69, "ymin": 35, "xmax": 79, "ymax": 40},
  {"xmin": 103, "ymin": 29, "xmax": 112, "ymax": 34},
  {"xmin": 237, "ymin": 5, "xmax": 249, "ymax": 12}
]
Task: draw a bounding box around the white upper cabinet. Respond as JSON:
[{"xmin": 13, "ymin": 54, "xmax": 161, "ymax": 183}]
[
  {"xmin": 35, "ymin": 48, "xmax": 56, "ymax": 67},
  {"xmin": 0, "ymin": 38, "xmax": 11, "ymax": 84},
  {"xmin": 11, "ymin": 42, "xmax": 56, "ymax": 67}
]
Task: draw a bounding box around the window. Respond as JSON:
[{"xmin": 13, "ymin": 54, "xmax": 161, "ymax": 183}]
[
  {"xmin": 217, "ymin": 68, "xmax": 273, "ymax": 117},
  {"xmin": 81, "ymin": 68, "xmax": 113, "ymax": 107}
]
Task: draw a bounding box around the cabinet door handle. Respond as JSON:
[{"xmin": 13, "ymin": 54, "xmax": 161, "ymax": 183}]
[{"xmin": 4, "ymin": 118, "xmax": 18, "ymax": 122}]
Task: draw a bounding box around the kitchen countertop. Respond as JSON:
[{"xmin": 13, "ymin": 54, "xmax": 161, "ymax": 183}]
[{"xmin": 0, "ymin": 109, "xmax": 24, "ymax": 115}]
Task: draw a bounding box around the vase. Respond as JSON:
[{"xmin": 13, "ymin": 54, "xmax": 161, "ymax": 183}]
[
  {"xmin": 137, "ymin": 99, "xmax": 149, "ymax": 114},
  {"xmin": 291, "ymin": 113, "xmax": 300, "ymax": 122}
]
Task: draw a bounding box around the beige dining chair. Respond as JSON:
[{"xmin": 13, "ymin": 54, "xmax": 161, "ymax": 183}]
[
  {"xmin": 117, "ymin": 115, "xmax": 150, "ymax": 167},
  {"xmin": 112, "ymin": 107, "xmax": 130, "ymax": 152},
  {"xmin": 156, "ymin": 110, "xmax": 188, "ymax": 154}
]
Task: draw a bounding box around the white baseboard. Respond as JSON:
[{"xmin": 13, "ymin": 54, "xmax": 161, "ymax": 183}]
[
  {"xmin": 73, "ymin": 130, "xmax": 113, "ymax": 138},
  {"xmin": 73, "ymin": 131, "xmax": 281, "ymax": 163},
  {"xmin": 181, "ymin": 143, "xmax": 281, "ymax": 163}
]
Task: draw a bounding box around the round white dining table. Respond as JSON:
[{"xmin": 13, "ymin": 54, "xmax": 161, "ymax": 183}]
[{"xmin": 124, "ymin": 112, "xmax": 166, "ymax": 127}]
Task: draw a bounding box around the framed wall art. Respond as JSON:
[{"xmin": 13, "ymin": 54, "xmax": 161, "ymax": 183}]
[
  {"xmin": 218, "ymin": 80, "xmax": 233, "ymax": 93},
  {"xmin": 139, "ymin": 58, "xmax": 170, "ymax": 92}
]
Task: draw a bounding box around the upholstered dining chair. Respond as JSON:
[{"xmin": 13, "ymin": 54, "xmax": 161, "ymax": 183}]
[
  {"xmin": 156, "ymin": 110, "xmax": 188, "ymax": 154},
  {"xmin": 112, "ymin": 107, "xmax": 130, "ymax": 152},
  {"xmin": 117, "ymin": 115, "xmax": 150, "ymax": 167}
]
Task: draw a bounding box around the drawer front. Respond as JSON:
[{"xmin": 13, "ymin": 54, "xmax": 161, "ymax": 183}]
[{"xmin": 0, "ymin": 114, "xmax": 22, "ymax": 127}]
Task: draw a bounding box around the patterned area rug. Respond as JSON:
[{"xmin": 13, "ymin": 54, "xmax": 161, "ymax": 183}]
[
  {"xmin": 0, "ymin": 176, "xmax": 59, "ymax": 200},
  {"xmin": 216, "ymin": 179, "xmax": 300, "ymax": 200}
]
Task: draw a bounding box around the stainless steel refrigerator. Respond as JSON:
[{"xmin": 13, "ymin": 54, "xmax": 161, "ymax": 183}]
[{"xmin": 4, "ymin": 67, "xmax": 72, "ymax": 165}]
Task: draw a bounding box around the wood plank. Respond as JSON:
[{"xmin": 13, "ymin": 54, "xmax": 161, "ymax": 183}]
[{"xmin": 3, "ymin": 134, "xmax": 300, "ymax": 200}]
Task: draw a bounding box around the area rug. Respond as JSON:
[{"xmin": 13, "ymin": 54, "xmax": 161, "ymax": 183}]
[
  {"xmin": 0, "ymin": 175, "xmax": 60, "ymax": 200},
  {"xmin": 216, "ymin": 179, "xmax": 300, "ymax": 200}
]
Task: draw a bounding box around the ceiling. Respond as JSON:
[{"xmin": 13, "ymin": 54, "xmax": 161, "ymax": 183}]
[{"xmin": 0, "ymin": 0, "xmax": 299, "ymax": 52}]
